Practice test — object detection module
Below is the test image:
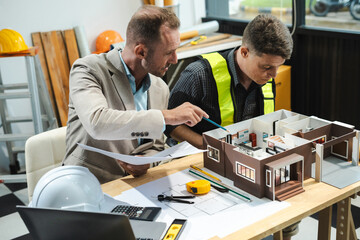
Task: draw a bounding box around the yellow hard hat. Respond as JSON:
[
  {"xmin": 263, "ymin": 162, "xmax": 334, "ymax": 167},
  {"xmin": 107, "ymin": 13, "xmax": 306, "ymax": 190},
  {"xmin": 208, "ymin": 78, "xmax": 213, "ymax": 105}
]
[{"xmin": 0, "ymin": 29, "xmax": 28, "ymax": 53}]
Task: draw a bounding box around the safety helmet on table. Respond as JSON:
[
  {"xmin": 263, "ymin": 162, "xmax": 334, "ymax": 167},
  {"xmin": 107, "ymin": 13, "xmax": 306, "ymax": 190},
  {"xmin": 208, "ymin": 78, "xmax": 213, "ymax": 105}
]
[
  {"xmin": 93, "ymin": 30, "xmax": 124, "ymax": 54},
  {"xmin": 0, "ymin": 29, "xmax": 28, "ymax": 53},
  {"xmin": 30, "ymin": 166, "xmax": 106, "ymax": 212}
]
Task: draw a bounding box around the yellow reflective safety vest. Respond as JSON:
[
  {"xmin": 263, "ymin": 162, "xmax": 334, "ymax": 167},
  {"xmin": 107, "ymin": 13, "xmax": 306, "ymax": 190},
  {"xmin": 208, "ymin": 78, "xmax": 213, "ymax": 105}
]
[{"xmin": 201, "ymin": 52, "xmax": 275, "ymax": 127}]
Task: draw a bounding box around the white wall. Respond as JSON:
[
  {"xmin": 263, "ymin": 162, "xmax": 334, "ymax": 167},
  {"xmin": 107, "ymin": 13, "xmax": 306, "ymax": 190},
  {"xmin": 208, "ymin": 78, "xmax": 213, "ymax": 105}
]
[
  {"xmin": 0, "ymin": 0, "xmax": 142, "ymax": 52},
  {"xmin": 179, "ymin": 0, "xmax": 206, "ymax": 30},
  {"xmin": 0, "ymin": 0, "xmax": 205, "ymax": 52},
  {"xmin": 0, "ymin": 0, "xmax": 205, "ymax": 173}
]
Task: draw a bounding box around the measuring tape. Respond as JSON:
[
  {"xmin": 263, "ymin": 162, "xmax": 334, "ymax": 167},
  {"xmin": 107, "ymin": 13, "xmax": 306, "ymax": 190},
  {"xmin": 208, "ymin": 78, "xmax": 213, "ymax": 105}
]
[{"xmin": 186, "ymin": 179, "xmax": 210, "ymax": 195}]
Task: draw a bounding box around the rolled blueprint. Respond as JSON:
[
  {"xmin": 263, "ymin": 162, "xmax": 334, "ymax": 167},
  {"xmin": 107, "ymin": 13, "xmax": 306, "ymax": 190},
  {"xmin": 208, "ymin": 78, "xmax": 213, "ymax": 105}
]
[
  {"xmin": 155, "ymin": 0, "xmax": 164, "ymax": 7},
  {"xmin": 74, "ymin": 25, "xmax": 91, "ymax": 57},
  {"xmin": 180, "ymin": 20, "xmax": 219, "ymax": 40}
]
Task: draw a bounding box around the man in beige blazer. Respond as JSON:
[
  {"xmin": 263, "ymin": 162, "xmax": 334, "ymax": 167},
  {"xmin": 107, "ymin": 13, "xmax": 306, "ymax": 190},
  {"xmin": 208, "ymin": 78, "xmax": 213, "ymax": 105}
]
[{"xmin": 63, "ymin": 5, "xmax": 208, "ymax": 183}]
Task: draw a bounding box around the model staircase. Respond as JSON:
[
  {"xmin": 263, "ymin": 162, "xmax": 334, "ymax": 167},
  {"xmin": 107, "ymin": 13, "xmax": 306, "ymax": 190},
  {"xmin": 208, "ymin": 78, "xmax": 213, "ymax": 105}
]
[
  {"xmin": 275, "ymin": 180, "xmax": 305, "ymax": 201},
  {"xmin": 0, "ymin": 48, "xmax": 58, "ymax": 176}
]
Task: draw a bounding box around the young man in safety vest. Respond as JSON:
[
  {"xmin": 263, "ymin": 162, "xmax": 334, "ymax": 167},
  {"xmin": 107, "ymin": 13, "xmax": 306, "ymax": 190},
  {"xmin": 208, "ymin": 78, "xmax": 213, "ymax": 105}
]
[
  {"xmin": 165, "ymin": 14, "xmax": 293, "ymax": 150},
  {"xmin": 166, "ymin": 15, "xmax": 298, "ymax": 239},
  {"xmin": 165, "ymin": 14, "xmax": 296, "ymax": 240}
]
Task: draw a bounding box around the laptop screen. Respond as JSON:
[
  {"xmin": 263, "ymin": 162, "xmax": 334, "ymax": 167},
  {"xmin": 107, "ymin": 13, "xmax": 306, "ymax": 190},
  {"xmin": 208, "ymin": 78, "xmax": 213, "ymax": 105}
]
[{"xmin": 17, "ymin": 205, "xmax": 137, "ymax": 240}]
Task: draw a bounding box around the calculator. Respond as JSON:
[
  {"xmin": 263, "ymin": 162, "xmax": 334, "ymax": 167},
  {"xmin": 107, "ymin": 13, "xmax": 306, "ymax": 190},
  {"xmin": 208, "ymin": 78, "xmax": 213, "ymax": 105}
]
[{"xmin": 110, "ymin": 205, "xmax": 161, "ymax": 221}]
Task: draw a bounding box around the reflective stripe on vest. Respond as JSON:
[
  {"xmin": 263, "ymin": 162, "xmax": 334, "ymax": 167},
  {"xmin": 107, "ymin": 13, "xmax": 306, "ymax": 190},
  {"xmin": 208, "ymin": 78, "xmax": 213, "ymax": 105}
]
[
  {"xmin": 262, "ymin": 79, "xmax": 275, "ymax": 115},
  {"xmin": 201, "ymin": 52, "xmax": 275, "ymax": 126},
  {"xmin": 201, "ymin": 52, "xmax": 234, "ymax": 126}
]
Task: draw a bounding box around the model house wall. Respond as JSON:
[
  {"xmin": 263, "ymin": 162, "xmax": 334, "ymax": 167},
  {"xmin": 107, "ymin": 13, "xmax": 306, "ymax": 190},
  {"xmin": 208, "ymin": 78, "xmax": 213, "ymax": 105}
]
[{"xmin": 202, "ymin": 110, "xmax": 359, "ymax": 201}]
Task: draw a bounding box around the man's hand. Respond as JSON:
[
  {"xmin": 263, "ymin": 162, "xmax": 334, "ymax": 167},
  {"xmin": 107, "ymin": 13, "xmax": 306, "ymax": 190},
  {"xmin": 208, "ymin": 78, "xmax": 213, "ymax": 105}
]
[
  {"xmin": 118, "ymin": 161, "xmax": 150, "ymax": 177},
  {"xmin": 162, "ymin": 102, "xmax": 208, "ymax": 127}
]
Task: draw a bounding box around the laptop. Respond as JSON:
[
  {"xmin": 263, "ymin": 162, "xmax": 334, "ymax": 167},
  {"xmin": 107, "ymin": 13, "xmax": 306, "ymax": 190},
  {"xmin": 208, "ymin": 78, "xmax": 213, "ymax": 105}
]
[{"xmin": 17, "ymin": 205, "xmax": 167, "ymax": 240}]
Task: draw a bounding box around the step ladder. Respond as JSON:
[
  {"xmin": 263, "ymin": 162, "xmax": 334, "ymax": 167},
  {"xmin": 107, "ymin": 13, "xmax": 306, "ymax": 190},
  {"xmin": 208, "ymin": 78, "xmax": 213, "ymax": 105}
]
[{"xmin": 0, "ymin": 48, "xmax": 58, "ymax": 176}]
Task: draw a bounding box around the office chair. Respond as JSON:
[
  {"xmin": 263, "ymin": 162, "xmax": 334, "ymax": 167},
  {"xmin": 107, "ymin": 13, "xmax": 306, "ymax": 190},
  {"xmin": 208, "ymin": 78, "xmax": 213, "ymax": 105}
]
[{"xmin": 25, "ymin": 126, "xmax": 67, "ymax": 201}]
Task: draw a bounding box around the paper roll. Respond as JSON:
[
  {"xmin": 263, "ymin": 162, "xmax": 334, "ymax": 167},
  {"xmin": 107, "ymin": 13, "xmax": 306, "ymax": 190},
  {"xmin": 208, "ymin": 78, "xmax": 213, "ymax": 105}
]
[
  {"xmin": 155, "ymin": 0, "xmax": 164, "ymax": 7},
  {"xmin": 74, "ymin": 25, "xmax": 91, "ymax": 57},
  {"xmin": 180, "ymin": 20, "xmax": 219, "ymax": 39}
]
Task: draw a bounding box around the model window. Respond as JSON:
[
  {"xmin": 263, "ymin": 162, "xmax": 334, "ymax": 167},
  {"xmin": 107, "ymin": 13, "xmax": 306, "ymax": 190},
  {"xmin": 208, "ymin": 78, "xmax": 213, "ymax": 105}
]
[
  {"xmin": 236, "ymin": 162, "xmax": 255, "ymax": 183},
  {"xmin": 331, "ymin": 136, "xmax": 348, "ymax": 159},
  {"xmin": 312, "ymin": 135, "xmax": 326, "ymax": 144},
  {"xmin": 241, "ymin": 165, "xmax": 246, "ymax": 176},
  {"xmin": 275, "ymin": 165, "xmax": 290, "ymax": 186},
  {"xmin": 207, "ymin": 145, "xmax": 220, "ymax": 162},
  {"xmin": 311, "ymin": 135, "xmax": 327, "ymax": 152},
  {"xmin": 263, "ymin": 132, "xmax": 269, "ymax": 143},
  {"xmin": 266, "ymin": 170, "xmax": 271, "ymax": 187}
]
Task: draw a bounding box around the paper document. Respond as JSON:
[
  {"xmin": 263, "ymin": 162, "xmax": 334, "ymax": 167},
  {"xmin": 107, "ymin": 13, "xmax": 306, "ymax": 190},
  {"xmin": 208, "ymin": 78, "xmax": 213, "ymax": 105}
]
[
  {"xmin": 114, "ymin": 169, "xmax": 290, "ymax": 240},
  {"xmin": 78, "ymin": 141, "xmax": 207, "ymax": 165}
]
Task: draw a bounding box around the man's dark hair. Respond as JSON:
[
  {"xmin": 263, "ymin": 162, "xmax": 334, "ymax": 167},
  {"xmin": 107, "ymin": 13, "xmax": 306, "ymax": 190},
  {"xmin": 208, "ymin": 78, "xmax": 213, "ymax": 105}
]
[
  {"xmin": 242, "ymin": 14, "xmax": 293, "ymax": 59},
  {"xmin": 126, "ymin": 5, "xmax": 180, "ymax": 47}
]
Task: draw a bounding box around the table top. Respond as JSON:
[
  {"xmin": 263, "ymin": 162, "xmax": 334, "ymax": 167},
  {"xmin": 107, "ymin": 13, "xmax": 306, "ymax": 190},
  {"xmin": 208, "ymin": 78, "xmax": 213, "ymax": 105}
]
[{"xmin": 101, "ymin": 153, "xmax": 360, "ymax": 240}]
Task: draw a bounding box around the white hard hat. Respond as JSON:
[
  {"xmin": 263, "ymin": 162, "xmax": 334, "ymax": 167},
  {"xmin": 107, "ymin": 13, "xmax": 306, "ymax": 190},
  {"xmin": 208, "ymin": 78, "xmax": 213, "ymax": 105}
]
[{"xmin": 30, "ymin": 166, "xmax": 106, "ymax": 212}]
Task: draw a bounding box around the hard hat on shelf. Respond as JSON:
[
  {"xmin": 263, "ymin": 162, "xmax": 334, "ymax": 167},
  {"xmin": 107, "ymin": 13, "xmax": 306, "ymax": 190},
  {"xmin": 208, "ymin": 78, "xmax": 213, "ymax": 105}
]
[
  {"xmin": 30, "ymin": 166, "xmax": 106, "ymax": 212},
  {"xmin": 0, "ymin": 29, "xmax": 28, "ymax": 53},
  {"xmin": 93, "ymin": 30, "xmax": 124, "ymax": 54}
]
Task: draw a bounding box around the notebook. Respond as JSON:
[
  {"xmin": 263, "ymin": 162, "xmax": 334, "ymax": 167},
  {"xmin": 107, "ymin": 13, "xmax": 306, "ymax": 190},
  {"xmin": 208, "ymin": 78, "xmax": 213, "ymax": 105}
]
[{"xmin": 17, "ymin": 205, "xmax": 167, "ymax": 240}]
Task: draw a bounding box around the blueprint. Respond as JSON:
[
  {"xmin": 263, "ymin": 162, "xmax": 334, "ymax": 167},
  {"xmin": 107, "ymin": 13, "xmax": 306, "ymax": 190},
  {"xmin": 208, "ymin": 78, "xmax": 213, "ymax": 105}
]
[{"xmin": 114, "ymin": 169, "xmax": 290, "ymax": 240}]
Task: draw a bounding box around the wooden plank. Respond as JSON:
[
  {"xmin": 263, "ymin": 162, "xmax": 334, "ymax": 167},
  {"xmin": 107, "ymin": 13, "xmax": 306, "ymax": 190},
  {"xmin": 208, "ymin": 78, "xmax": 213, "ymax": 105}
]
[
  {"xmin": 192, "ymin": 33, "xmax": 232, "ymax": 46},
  {"xmin": 177, "ymin": 34, "xmax": 239, "ymax": 53},
  {"xmin": 55, "ymin": 31, "xmax": 70, "ymax": 103},
  {"xmin": 63, "ymin": 29, "xmax": 80, "ymax": 67},
  {"xmin": 318, "ymin": 206, "xmax": 332, "ymax": 240},
  {"xmin": 40, "ymin": 31, "xmax": 68, "ymax": 126},
  {"xmin": 56, "ymin": 31, "xmax": 70, "ymax": 74},
  {"xmin": 273, "ymin": 231, "xmax": 283, "ymax": 240},
  {"xmin": 31, "ymin": 32, "xmax": 59, "ymax": 124},
  {"xmin": 336, "ymin": 198, "xmax": 351, "ymax": 240},
  {"xmin": 349, "ymin": 212, "xmax": 357, "ymax": 240}
]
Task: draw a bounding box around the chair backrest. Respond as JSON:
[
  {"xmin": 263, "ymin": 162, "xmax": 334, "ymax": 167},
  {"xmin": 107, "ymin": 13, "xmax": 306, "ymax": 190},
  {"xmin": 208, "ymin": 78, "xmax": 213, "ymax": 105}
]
[{"xmin": 25, "ymin": 126, "xmax": 67, "ymax": 201}]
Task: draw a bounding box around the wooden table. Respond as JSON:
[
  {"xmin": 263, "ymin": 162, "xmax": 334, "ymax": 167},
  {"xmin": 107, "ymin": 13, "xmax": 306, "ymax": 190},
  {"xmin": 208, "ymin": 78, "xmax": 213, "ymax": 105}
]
[{"xmin": 101, "ymin": 153, "xmax": 360, "ymax": 240}]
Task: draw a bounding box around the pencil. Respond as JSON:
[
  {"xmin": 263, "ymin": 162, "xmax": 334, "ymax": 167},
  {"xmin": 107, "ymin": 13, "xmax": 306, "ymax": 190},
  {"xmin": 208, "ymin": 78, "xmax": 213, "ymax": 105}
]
[
  {"xmin": 202, "ymin": 117, "xmax": 229, "ymax": 132},
  {"xmin": 190, "ymin": 165, "xmax": 221, "ymax": 182}
]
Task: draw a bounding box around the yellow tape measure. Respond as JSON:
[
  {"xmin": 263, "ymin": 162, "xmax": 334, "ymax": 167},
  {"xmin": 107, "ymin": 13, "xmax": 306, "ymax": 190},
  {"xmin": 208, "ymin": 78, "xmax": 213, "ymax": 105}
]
[{"xmin": 186, "ymin": 179, "xmax": 211, "ymax": 195}]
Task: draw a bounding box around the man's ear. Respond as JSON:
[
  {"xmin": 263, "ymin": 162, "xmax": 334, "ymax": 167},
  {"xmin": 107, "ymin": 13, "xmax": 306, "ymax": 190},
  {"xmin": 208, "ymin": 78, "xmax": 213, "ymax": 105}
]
[
  {"xmin": 240, "ymin": 46, "xmax": 249, "ymax": 58},
  {"xmin": 134, "ymin": 44, "xmax": 147, "ymax": 59}
]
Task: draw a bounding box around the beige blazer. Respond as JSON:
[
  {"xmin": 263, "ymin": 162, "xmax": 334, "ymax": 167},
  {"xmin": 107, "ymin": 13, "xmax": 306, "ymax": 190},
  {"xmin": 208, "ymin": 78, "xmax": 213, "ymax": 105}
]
[{"xmin": 63, "ymin": 47, "xmax": 169, "ymax": 183}]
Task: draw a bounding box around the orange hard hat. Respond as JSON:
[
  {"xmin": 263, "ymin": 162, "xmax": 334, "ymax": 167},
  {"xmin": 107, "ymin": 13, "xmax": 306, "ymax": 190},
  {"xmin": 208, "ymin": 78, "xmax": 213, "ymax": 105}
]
[{"xmin": 93, "ymin": 30, "xmax": 124, "ymax": 54}]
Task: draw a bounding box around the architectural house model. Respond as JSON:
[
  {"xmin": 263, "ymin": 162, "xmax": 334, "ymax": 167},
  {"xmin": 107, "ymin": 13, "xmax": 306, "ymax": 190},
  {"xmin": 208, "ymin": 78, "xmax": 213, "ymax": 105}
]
[{"xmin": 202, "ymin": 110, "xmax": 360, "ymax": 201}]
